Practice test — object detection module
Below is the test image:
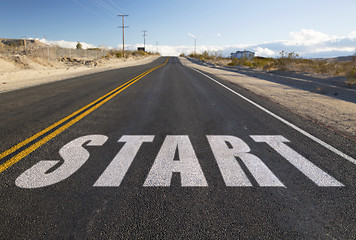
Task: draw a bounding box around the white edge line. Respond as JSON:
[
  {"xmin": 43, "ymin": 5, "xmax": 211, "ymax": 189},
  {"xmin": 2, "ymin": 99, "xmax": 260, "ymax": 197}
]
[{"xmin": 179, "ymin": 58, "xmax": 356, "ymax": 166}]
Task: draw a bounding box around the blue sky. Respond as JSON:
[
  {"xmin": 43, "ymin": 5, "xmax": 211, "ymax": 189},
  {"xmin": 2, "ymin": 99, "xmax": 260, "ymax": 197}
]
[{"xmin": 1, "ymin": 0, "xmax": 356, "ymax": 57}]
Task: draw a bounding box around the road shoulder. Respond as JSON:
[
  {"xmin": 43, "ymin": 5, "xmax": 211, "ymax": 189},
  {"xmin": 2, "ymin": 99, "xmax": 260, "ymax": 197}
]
[{"xmin": 179, "ymin": 57, "xmax": 356, "ymax": 138}]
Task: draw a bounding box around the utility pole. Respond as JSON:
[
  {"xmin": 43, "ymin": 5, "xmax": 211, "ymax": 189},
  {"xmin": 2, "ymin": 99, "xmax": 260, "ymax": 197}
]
[
  {"xmin": 194, "ymin": 37, "xmax": 196, "ymax": 55},
  {"xmin": 118, "ymin": 14, "xmax": 129, "ymax": 57},
  {"xmin": 22, "ymin": 36, "xmax": 27, "ymax": 55},
  {"xmin": 142, "ymin": 30, "xmax": 147, "ymax": 51}
]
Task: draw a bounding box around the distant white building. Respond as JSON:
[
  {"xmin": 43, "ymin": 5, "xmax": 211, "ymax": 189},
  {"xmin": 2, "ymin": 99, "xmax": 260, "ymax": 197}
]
[{"xmin": 231, "ymin": 50, "xmax": 255, "ymax": 60}]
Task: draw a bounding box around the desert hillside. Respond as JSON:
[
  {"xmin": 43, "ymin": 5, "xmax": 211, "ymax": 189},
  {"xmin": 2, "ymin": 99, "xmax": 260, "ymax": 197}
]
[{"xmin": 0, "ymin": 38, "xmax": 159, "ymax": 92}]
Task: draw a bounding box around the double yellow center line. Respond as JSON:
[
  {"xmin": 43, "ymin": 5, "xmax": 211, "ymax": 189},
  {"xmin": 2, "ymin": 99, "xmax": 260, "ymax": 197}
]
[{"xmin": 0, "ymin": 57, "xmax": 169, "ymax": 173}]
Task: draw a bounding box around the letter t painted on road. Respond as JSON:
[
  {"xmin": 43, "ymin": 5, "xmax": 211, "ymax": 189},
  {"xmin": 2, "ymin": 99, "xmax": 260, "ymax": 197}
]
[{"xmin": 94, "ymin": 135, "xmax": 154, "ymax": 187}]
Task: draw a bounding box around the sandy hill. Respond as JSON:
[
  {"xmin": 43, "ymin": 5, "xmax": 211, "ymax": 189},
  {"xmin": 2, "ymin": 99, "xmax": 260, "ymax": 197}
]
[{"xmin": 0, "ymin": 38, "xmax": 48, "ymax": 48}]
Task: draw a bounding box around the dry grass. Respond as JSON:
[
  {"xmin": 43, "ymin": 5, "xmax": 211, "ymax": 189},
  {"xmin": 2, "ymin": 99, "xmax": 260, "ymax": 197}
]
[
  {"xmin": 188, "ymin": 51, "xmax": 223, "ymax": 62},
  {"xmin": 107, "ymin": 50, "xmax": 158, "ymax": 59},
  {"xmin": 345, "ymin": 65, "xmax": 356, "ymax": 85}
]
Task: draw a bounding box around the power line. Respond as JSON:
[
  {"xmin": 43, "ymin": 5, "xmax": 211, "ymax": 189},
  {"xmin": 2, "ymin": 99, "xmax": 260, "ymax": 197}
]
[
  {"xmin": 92, "ymin": 0, "xmax": 117, "ymax": 15},
  {"xmin": 107, "ymin": 0, "xmax": 127, "ymax": 14},
  {"xmin": 72, "ymin": 0, "xmax": 112, "ymax": 23},
  {"xmin": 118, "ymin": 14, "xmax": 129, "ymax": 57}
]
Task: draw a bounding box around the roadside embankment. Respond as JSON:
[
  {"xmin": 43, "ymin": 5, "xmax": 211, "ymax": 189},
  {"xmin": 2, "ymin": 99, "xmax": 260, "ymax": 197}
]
[{"xmin": 0, "ymin": 55, "xmax": 160, "ymax": 93}]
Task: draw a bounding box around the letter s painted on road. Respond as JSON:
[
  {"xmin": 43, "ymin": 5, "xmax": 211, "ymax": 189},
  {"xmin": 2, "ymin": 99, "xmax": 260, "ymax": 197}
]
[{"xmin": 15, "ymin": 135, "xmax": 108, "ymax": 189}]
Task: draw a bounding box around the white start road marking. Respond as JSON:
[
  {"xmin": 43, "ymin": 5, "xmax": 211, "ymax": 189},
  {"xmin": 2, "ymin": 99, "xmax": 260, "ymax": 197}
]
[
  {"xmin": 15, "ymin": 135, "xmax": 344, "ymax": 188},
  {"xmin": 94, "ymin": 135, "xmax": 155, "ymax": 187},
  {"xmin": 251, "ymin": 135, "xmax": 344, "ymax": 187},
  {"xmin": 143, "ymin": 136, "xmax": 208, "ymax": 187},
  {"xmin": 207, "ymin": 136, "xmax": 284, "ymax": 187},
  {"xmin": 15, "ymin": 135, "xmax": 108, "ymax": 189}
]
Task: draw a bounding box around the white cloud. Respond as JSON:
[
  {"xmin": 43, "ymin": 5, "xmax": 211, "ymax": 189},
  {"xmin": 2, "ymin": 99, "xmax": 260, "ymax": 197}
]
[
  {"xmin": 128, "ymin": 44, "xmax": 227, "ymax": 56},
  {"xmin": 310, "ymin": 47, "xmax": 356, "ymax": 53},
  {"xmin": 148, "ymin": 45, "xmax": 188, "ymax": 56},
  {"xmin": 284, "ymin": 29, "xmax": 339, "ymax": 46},
  {"xmin": 148, "ymin": 29, "xmax": 355, "ymax": 57},
  {"xmin": 37, "ymin": 38, "xmax": 96, "ymax": 49},
  {"xmin": 31, "ymin": 29, "xmax": 356, "ymax": 58},
  {"xmin": 217, "ymin": 33, "xmax": 222, "ymax": 37},
  {"xmin": 254, "ymin": 47, "xmax": 276, "ymax": 57},
  {"xmin": 187, "ymin": 32, "xmax": 196, "ymax": 39},
  {"xmin": 348, "ymin": 31, "xmax": 356, "ymax": 38}
]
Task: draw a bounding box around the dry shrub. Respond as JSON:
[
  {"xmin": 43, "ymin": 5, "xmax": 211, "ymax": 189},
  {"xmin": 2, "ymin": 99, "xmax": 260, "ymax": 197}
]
[
  {"xmin": 346, "ymin": 66, "xmax": 356, "ymax": 85},
  {"xmin": 189, "ymin": 51, "xmax": 223, "ymax": 62}
]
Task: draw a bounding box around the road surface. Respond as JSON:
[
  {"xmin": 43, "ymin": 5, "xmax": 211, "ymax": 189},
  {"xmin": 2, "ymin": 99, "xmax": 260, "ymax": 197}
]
[{"xmin": 0, "ymin": 57, "xmax": 355, "ymax": 239}]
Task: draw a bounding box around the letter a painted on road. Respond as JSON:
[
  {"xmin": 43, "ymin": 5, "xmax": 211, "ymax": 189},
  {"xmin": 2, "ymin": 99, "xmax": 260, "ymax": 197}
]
[{"xmin": 144, "ymin": 136, "xmax": 208, "ymax": 187}]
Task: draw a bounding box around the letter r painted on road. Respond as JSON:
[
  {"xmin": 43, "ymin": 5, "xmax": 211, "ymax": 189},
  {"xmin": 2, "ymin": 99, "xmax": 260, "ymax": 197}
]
[
  {"xmin": 207, "ymin": 135, "xmax": 285, "ymax": 187},
  {"xmin": 144, "ymin": 136, "xmax": 208, "ymax": 187},
  {"xmin": 15, "ymin": 135, "xmax": 108, "ymax": 189}
]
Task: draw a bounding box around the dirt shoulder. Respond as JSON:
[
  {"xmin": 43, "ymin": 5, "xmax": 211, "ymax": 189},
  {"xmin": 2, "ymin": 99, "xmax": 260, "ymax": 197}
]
[
  {"xmin": 0, "ymin": 55, "xmax": 160, "ymax": 93},
  {"xmin": 179, "ymin": 57, "xmax": 356, "ymax": 138}
]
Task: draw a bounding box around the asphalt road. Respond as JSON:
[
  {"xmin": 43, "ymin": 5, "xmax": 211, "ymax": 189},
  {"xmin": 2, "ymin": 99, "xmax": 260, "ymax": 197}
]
[{"xmin": 0, "ymin": 57, "xmax": 355, "ymax": 239}]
